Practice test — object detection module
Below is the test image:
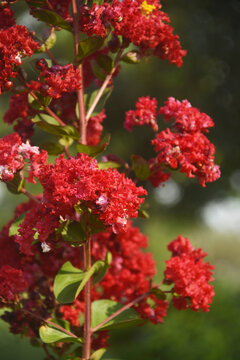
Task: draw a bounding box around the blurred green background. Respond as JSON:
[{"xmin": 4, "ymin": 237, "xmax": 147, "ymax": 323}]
[{"xmin": 1, "ymin": 0, "xmax": 240, "ymax": 359}]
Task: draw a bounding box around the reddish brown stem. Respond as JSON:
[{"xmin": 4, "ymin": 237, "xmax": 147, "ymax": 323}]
[
  {"xmin": 71, "ymin": 0, "xmax": 86, "ymax": 144},
  {"xmin": 45, "ymin": 47, "xmax": 59, "ymax": 65},
  {"xmin": 86, "ymin": 48, "xmax": 124, "ymax": 121},
  {"xmin": 82, "ymin": 237, "xmax": 92, "ymax": 359},
  {"xmin": 17, "ymin": 72, "xmax": 66, "ymax": 127},
  {"xmin": 42, "ymin": 343, "xmax": 56, "ymax": 360},
  {"xmin": 91, "ymin": 291, "xmax": 150, "ymax": 333},
  {"xmin": 21, "ymin": 188, "xmax": 40, "ymax": 204},
  {"xmin": 29, "ymin": 91, "xmax": 66, "ymax": 126},
  {"xmin": 22, "ymin": 309, "xmax": 78, "ymax": 338}
]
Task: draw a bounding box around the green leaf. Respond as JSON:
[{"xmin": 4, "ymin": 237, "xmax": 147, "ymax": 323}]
[
  {"xmin": 83, "ymin": 212, "xmax": 106, "ymax": 235},
  {"xmin": 9, "ymin": 213, "xmax": 26, "ymax": 237},
  {"xmin": 76, "ymin": 134, "xmax": 110, "ymax": 157},
  {"xmin": 93, "ymin": 252, "xmax": 112, "ymax": 285},
  {"xmin": 35, "ymin": 121, "xmax": 80, "ymax": 140},
  {"xmin": 62, "ymin": 221, "xmax": 86, "ymax": 245},
  {"xmin": 59, "ymin": 136, "xmax": 73, "ymax": 148},
  {"xmin": 83, "ymin": 87, "xmax": 113, "ymax": 116},
  {"xmin": 91, "ymin": 348, "xmax": 107, "ymax": 360},
  {"xmin": 41, "ymin": 142, "xmax": 64, "ymax": 155},
  {"xmin": 151, "ymin": 288, "xmax": 167, "ymax": 300},
  {"xmin": 131, "ymin": 154, "xmax": 150, "ymax": 181},
  {"xmin": 39, "ymin": 28, "xmax": 56, "ymax": 52},
  {"xmin": 28, "ymin": 93, "xmax": 52, "ymax": 110},
  {"xmin": 6, "ymin": 172, "xmax": 25, "ymax": 195},
  {"xmin": 31, "ymin": 9, "xmax": 72, "ymax": 32},
  {"xmin": 98, "ymin": 161, "xmax": 121, "ymax": 170},
  {"xmin": 33, "ymin": 113, "xmax": 59, "ymax": 125},
  {"xmin": 121, "ymin": 50, "xmax": 142, "ymax": 64},
  {"xmin": 39, "ymin": 325, "xmax": 82, "ymax": 344},
  {"xmin": 91, "ymin": 300, "xmax": 144, "ymax": 331},
  {"xmin": 53, "ymin": 261, "xmax": 85, "ymax": 304},
  {"xmin": 78, "ymin": 37, "xmax": 105, "ymax": 62},
  {"xmin": 75, "ymin": 260, "xmax": 105, "ymax": 297},
  {"xmin": 97, "ymin": 54, "xmax": 114, "ymax": 73},
  {"xmin": 91, "ymin": 60, "xmax": 106, "ymax": 81}
]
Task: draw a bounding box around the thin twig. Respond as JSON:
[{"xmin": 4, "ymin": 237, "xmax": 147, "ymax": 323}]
[
  {"xmin": 82, "ymin": 215, "xmax": 92, "ymax": 359},
  {"xmin": 21, "ymin": 188, "xmax": 41, "ymax": 204},
  {"xmin": 64, "ymin": 146, "xmax": 71, "ymax": 158},
  {"xmin": 29, "ymin": 91, "xmax": 66, "ymax": 126},
  {"xmin": 86, "ymin": 48, "xmax": 124, "ymax": 121},
  {"xmin": 22, "ymin": 309, "xmax": 79, "ymax": 338},
  {"xmin": 91, "ymin": 291, "xmax": 150, "ymax": 333},
  {"xmin": 17, "ymin": 72, "xmax": 67, "ymax": 127},
  {"xmin": 45, "ymin": 47, "xmax": 59, "ymax": 65},
  {"xmin": 42, "ymin": 343, "xmax": 56, "ymax": 360}
]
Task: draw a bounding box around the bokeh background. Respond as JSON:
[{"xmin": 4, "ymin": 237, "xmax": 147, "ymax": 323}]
[{"xmin": 1, "ymin": 0, "xmax": 240, "ymax": 359}]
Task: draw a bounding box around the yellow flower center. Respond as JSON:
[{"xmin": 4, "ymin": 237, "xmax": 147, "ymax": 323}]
[{"xmin": 140, "ymin": 1, "xmax": 156, "ymax": 16}]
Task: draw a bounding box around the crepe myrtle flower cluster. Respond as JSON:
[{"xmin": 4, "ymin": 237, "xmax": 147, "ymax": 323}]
[
  {"xmin": 0, "ymin": 137, "xmax": 146, "ymax": 254},
  {"xmin": 165, "ymin": 235, "xmax": 215, "ymax": 312},
  {"xmin": 126, "ymin": 96, "xmax": 220, "ymax": 187},
  {"xmin": 29, "ymin": 60, "xmax": 82, "ymax": 99},
  {"xmin": 0, "ymin": 0, "xmax": 220, "ymax": 358},
  {"xmin": 0, "ymin": 6, "xmax": 40, "ymax": 93},
  {"xmin": 77, "ymin": 0, "xmax": 187, "ymax": 66}
]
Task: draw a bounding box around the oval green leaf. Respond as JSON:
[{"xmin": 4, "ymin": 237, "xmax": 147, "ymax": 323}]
[
  {"xmin": 91, "ymin": 300, "xmax": 144, "ymax": 332},
  {"xmin": 39, "ymin": 325, "xmax": 82, "ymax": 344}
]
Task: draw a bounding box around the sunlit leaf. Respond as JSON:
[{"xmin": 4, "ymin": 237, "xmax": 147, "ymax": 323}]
[
  {"xmin": 91, "ymin": 300, "xmax": 144, "ymax": 331},
  {"xmin": 31, "ymin": 9, "xmax": 72, "ymax": 32}
]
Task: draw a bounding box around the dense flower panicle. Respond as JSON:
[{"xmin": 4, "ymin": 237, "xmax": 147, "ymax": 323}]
[
  {"xmin": 152, "ymin": 97, "xmax": 220, "ymax": 187},
  {"xmin": 125, "ymin": 96, "xmax": 158, "ymax": 132},
  {"xmin": 0, "ymin": 6, "xmax": 16, "ymax": 29},
  {"xmin": 16, "ymin": 204, "xmax": 60, "ymax": 255},
  {"xmin": 0, "ymin": 265, "xmax": 27, "ymax": 303},
  {"xmin": 38, "ymin": 154, "xmax": 147, "ymax": 226},
  {"xmin": 0, "ymin": 25, "xmax": 40, "ymax": 93},
  {"xmin": 14, "ymin": 153, "xmax": 146, "ymax": 254},
  {"xmin": 87, "ymin": 110, "xmax": 106, "ymax": 145},
  {"xmin": 4, "ymin": 93, "xmax": 35, "ymax": 140},
  {"xmin": 153, "ymin": 129, "xmax": 220, "ymax": 186},
  {"xmin": 30, "ymin": 61, "xmax": 82, "ymax": 99},
  {"xmin": 111, "ymin": 0, "xmax": 187, "ymax": 66},
  {"xmin": 165, "ymin": 235, "xmax": 215, "ymax": 312},
  {"xmin": 159, "ymin": 97, "xmax": 214, "ymax": 133},
  {"xmin": 79, "ymin": 3, "xmax": 120, "ymax": 37},
  {"xmin": 0, "ymin": 133, "xmax": 24, "ymax": 181},
  {"xmin": 0, "ymin": 133, "xmax": 47, "ymax": 183}
]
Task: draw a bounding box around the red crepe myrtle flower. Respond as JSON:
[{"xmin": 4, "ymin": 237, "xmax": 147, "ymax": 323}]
[
  {"xmin": 29, "ymin": 61, "xmax": 82, "ymax": 99},
  {"xmin": 159, "ymin": 97, "xmax": 214, "ymax": 133},
  {"xmin": 87, "ymin": 110, "xmax": 106, "ymax": 146},
  {"xmin": 0, "ymin": 133, "xmax": 47, "ymax": 183},
  {"xmin": 4, "ymin": 93, "xmax": 36, "ymax": 141},
  {"xmin": 0, "ymin": 5, "xmax": 15, "ymax": 29},
  {"xmin": 0, "ymin": 265, "xmax": 27, "ymax": 302},
  {"xmin": 112, "ymin": 0, "xmax": 187, "ymax": 66},
  {"xmin": 152, "ymin": 97, "xmax": 220, "ymax": 187},
  {"xmin": 165, "ymin": 235, "xmax": 215, "ymax": 312},
  {"xmin": 0, "ymin": 25, "xmax": 40, "ymax": 93},
  {"xmin": 125, "ymin": 96, "xmax": 158, "ymax": 132}
]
